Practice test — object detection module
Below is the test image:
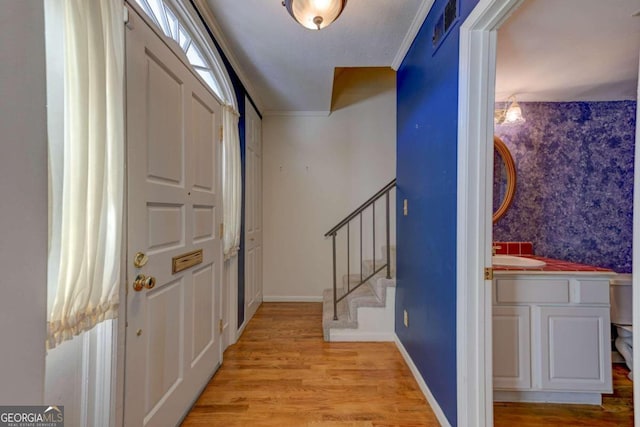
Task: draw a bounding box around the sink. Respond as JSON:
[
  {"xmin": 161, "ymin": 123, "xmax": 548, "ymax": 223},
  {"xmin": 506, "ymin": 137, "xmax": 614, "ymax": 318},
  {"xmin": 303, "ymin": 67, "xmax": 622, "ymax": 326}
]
[{"xmin": 492, "ymin": 255, "xmax": 546, "ymax": 268}]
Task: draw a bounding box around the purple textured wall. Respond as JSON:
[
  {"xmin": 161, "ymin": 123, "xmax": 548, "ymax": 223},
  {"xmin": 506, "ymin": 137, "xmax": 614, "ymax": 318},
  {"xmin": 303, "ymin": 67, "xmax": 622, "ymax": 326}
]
[{"xmin": 494, "ymin": 101, "xmax": 636, "ymax": 273}]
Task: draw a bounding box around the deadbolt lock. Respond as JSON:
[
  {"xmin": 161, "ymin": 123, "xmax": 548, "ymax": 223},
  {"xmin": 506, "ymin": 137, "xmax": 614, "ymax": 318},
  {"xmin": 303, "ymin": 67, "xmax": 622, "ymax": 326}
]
[
  {"xmin": 133, "ymin": 274, "xmax": 156, "ymax": 292},
  {"xmin": 133, "ymin": 252, "xmax": 149, "ymax": 268}
]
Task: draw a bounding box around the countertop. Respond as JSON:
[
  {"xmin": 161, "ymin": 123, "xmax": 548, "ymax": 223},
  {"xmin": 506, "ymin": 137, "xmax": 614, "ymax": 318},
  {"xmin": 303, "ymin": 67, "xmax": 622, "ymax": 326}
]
[{"xmin": 493, "ymin": 255, "xmax": 615, "ymax": 275}]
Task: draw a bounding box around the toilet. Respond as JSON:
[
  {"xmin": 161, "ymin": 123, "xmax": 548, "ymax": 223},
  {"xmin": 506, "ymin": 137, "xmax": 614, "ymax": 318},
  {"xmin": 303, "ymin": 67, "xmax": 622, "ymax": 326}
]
[{"xmin": 610, "ymin": 274, "xmax": 633, "ymax": 380}]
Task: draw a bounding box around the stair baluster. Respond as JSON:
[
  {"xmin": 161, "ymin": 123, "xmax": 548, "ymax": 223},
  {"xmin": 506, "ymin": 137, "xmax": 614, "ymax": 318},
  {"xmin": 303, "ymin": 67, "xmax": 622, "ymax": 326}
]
[{"xmin": 324, "ymin": 179, "xmax": 396, "ymax": 322}]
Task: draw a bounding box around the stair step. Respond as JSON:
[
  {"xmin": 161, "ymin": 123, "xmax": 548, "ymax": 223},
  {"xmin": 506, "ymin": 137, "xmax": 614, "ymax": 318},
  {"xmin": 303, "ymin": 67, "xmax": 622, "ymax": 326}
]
[
  {"xmin": 322, "ymin": 277, "xmax": 397, "ymax": 341},
  {"xmin": 342, "ymin": 274, "xmax": 364, "ymax": 287},
  {"xmin": 362, "ymin": 259, "xmax": 395, "ymax": 277},
  {"xmin": 322, "ymin": 288, "xmax": 357, "ymax": 339},
  {"xmin": 370, "ymin": 277, "xmax": 395, "ymax": 301}
]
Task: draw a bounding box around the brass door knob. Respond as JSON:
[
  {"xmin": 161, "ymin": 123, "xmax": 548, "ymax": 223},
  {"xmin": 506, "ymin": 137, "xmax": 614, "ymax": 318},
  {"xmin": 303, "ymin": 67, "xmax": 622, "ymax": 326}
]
[
  {"xmin": 144, "ymin": 275, "xmax": 156, "ymax": 289},
  {"xmin": 133, "ymin": 274, "xmax": 156, "ymax": 292}
]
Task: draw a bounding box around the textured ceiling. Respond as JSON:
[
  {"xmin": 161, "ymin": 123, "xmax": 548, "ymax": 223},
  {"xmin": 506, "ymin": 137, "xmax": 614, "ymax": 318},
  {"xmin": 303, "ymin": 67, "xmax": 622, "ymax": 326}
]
[
  {"xmin": 202, "ymin": 0, "xmax": 640, "ymax": 112},
  {"xmin": 203, "ymin": 0, "xmax": 422, "ymax": 113},
  {"xmin": 496, "ymin": 0, "xmax": 640, "ymax": 102}
]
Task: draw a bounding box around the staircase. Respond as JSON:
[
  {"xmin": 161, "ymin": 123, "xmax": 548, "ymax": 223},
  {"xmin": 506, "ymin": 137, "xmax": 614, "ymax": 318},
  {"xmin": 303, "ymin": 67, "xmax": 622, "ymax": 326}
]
[
  {"xmin": 323, "ymin": 247, "xmax": 396, "ymax": 341},
  {"xmin": 322, "ymin": 180, "xmax": 397, "ymax": 342}
]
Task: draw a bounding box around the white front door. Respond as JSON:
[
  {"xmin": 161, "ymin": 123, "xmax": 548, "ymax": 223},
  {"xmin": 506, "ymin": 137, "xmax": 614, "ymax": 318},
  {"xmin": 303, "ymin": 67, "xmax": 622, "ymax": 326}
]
[
  {"xmin": 124, "ymin": 8, "xmax": 222, "ymax": 426},
  {"xmin": 244, "ymin": 99, "xmax": 263, "ymax": 322}
]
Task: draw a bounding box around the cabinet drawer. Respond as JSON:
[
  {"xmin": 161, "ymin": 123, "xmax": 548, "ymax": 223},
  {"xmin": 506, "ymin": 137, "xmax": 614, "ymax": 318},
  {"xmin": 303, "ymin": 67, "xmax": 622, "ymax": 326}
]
[
  {"xmin": 495, "ymin": 278, "xmax": 569, "ymax": 304},
  {"xmin": 570, "ymin": 279, "xmax": 609, "ymax": 304}
]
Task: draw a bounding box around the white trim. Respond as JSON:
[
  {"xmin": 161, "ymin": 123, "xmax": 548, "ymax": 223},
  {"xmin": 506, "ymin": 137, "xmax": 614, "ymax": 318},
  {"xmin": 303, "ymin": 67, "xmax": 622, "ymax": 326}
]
[
  {"xmin": 80, "ymin": 334, "xmax": 90, "ymax": 427},
  {"xmin": 263, "ymin": 110, "xmax": 331, "ymax": 117},
  {"xmin": 236, "ymin": 319, "xmax": 248, "ymax": 340},
  {"xmin": 329, "ymin": 331, "xmax": 395, "ymax": 342},
  {"xmin": 394, "ymin": 335, "xmax": 452, "ymax": 427},
  {"xmin": 168, "ymin": 0, "xmax": 237, "ymax": 111},
  {"xmin": 115, "ymin": 170, "xmax": 127, "ymax": 427},
  {"xmin": 224, "ymin": 256, "xmax": 239, "ymax": 348},
  {"xmin": 456, "ymin": 1, "xmax": 524, "ymax": 426},
  {"xmin": 191, "ymin": 0, "xmax": 264, "ymax": 113},
  {"xmin": 263, "ymin": 295, "xmax": 323, "ymax": 302},
  {"xmin": 493, "ymin": 390, "xmax": 602, "ymax": 405},
  {"xmin": 93, "ymin": 321, "xmax": 116, "ymax": 427},
  {"xmin": 391, "ymin": 0, "xmax": 436, "ymax": 70},
  {"xmin": 633, "ymin": 47, "xmax": 640, "ymax": 427},
  {"xmin": 75, "ymin": 321, "xmax": 117, "ymax": 427}
]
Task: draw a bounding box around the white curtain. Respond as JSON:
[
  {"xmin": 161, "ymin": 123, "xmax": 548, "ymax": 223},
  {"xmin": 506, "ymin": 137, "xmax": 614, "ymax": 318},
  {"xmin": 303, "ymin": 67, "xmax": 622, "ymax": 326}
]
[
  {"xmin": 222, "ymin": 106, "xmax": 242, "ymax": 258},
  {"xmin": 47, "ymin": 0, "xmax": 124, "ymax": 350}
]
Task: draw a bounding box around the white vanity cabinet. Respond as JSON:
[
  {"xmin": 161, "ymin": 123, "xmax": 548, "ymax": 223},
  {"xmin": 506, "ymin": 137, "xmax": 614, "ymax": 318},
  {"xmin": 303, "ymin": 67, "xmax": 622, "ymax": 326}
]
[
  {"xmin": 493, "ymin": 305, "xmax": 531, "ymax": 389},
  {"xmin": 492, "ymin": 273, "xmax": 613, "ymax": 404}
]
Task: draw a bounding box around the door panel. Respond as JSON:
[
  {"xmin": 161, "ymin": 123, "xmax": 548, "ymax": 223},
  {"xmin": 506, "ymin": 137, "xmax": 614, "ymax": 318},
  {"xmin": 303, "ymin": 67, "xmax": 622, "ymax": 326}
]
[
  {"xmin": 193, "ymin": 206, "xmax": 215, "ymax": 241},
  {"xmin": 147, "ymin": 204, "xmax": 184, "ymax": 250},
  {"xmin": 146, "ymin": 57, "xmax": 184, "ymax": 185},
  {"xmin": 191, "ymin": 94, "xmax": 216, "ymax": 192},
  {"xmin": 245, "ymin": 99, "xmax": 262, "ymax": 322},
  {"xmin": 192, "ymin": 263, "xmax": 215, "ymax": 362},
  {"xmin": 145, "ymin": 280, "xmax": 183, "ymax": 414},
  {"xmin": 125, "ymin": 7, "xmax": 222, "ymax": 426}
]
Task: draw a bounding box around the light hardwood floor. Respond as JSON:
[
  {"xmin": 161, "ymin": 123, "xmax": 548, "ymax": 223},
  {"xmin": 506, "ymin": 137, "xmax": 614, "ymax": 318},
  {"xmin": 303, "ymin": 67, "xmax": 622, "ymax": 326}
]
[
  {"xmin": 494, "ymin": 363, "xmax": 634, "ymax": 426},
  {"xmin": 182, "ymin": 302, "xmax": 634, "ymax": 426},
  {"xmin": 181, "ymin": 302, "xmax": 440, "ymax": 426}
]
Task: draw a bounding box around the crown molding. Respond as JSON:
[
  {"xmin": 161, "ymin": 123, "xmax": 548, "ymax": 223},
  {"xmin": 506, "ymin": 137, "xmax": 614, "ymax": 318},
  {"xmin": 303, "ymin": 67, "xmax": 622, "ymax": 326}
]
[
  {"xmin": 192, "ymin": 0, "xmax": 265, "ymax": 114},
  {"xmin": 391, "ymin": 0, "xmax": 436, "ymax": 70},
  {"xmin": 263, "ymin": 110, "xmax": 331, "ymax": 117},
  {"xmin": 264, "ymin": 110, "xmax": 331, "ymax": 117}
]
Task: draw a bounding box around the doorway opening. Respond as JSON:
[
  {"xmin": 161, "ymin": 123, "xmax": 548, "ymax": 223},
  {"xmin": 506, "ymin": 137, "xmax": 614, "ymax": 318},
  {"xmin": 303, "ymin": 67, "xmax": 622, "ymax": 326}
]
[{"xmin": 457, "ymin": 0, "xmax": 639, "ymax": 426}]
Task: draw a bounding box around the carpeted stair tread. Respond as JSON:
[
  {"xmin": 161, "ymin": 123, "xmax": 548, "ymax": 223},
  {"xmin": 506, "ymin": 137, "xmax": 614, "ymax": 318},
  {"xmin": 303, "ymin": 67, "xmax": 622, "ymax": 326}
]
[{"xmin": 322, "ymin": 278, "xmax": 397, "ymax": 341}]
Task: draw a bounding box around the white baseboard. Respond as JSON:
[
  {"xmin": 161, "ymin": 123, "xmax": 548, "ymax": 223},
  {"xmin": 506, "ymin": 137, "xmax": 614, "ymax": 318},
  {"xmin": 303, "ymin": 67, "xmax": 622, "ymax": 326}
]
[
  {"xmin": 263, "ymin": 295, "xmax": 323, "ymax": 302},
  {"xmin": 236, "ymin": 320, "xmax": 248, "ymax": 340},
  {"xmin": 494, "ymin": 390, "xmax": 602, "ymax": 405},
  {"xmin": 394, "ymin": 334, "xmax": 452, "ymax": 427},
  {"xmin": 329, "ymin": 331, "xmax": 395, "ymax": 342}
]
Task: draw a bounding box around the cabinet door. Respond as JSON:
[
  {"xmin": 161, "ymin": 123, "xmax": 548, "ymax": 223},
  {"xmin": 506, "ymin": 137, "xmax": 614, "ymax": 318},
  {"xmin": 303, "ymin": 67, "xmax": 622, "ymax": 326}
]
[
  {"xmin": 493, "ymin": 306, "xmax": 531, "ymax": 389},
  {"xmin": 538, "ymin": 306, "xmax": 611, "ymax": 392}
]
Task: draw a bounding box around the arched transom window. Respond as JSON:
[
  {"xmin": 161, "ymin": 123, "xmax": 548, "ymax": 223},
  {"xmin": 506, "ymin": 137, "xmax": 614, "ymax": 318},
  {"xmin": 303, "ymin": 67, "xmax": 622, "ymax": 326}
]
[
  {"xmin": 133, "ymin": 0, "xmax": 238, "ymax": 111},
  {"xmin": 133, "ymin": 0, "xmax": 243, "ymax": 260}
]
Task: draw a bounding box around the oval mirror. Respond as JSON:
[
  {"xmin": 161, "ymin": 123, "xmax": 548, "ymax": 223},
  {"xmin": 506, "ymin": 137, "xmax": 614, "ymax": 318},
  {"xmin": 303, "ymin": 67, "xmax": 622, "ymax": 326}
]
[{"xmin": 493, "ymin": 135, "xmax": 516, "ymax": 223}]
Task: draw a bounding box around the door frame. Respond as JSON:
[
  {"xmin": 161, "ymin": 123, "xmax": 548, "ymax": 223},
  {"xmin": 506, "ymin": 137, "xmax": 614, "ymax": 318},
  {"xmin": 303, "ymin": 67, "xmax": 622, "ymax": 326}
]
[{"xmin": 456, "ymin": 1, "xmax": 640, "ymax": 426}]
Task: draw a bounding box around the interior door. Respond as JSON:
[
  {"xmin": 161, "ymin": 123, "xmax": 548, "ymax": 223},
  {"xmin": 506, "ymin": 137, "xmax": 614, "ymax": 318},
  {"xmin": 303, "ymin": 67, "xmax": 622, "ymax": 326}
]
[
  {"xmin": 244, "ymin": 99, "xmax": 262, "ymax": 322},
  {"xmin": 124, "ymin": 8, "xmax": 222, "ymax": 426}
]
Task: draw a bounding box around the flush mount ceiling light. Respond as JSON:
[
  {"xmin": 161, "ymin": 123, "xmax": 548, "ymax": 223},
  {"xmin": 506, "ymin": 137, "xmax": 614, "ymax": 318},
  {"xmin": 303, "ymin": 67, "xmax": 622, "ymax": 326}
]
[
  {"xmin": 282, "ymin": 0, "xmax": 348, "ymax": 30},
  {"xmin": 495, "ymin": 95, "xmax": 526, "ymax": 125}
]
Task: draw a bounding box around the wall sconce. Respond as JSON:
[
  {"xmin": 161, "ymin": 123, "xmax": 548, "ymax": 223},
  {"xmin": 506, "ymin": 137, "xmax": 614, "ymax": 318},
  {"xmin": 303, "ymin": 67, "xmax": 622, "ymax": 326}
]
[
  {"xmin": 282, "ymin": 0, "xmax": 348, "ymax": 30},
  {"xmin": 495, "ymin": 95, "xmax": 526, "ymax": 125}
]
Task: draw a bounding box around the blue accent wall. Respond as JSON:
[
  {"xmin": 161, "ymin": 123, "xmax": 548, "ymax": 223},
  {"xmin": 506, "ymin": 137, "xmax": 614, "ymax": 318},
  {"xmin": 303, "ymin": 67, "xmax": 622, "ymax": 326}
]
[
  {"xmin": 192, "ymin": 1, "xmax": 262, "ymax": 328},
  {"xmin": 395, "ymin": 0, "xmax": 478, "ymax": 425},
  {"xmin": 494, "ymin": 101, "xmax": 636, "ymax": 273}
]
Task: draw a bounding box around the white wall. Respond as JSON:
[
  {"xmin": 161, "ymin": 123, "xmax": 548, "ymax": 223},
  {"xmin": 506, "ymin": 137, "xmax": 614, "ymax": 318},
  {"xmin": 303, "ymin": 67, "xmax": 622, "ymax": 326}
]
[
  {"xmin": 0, "ymin": 0, "xmax": 48, "ymax": 404},
  {"xmin": 262, "ymin": 84, "xmax": 396, "ymax": 299}
]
